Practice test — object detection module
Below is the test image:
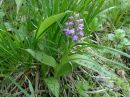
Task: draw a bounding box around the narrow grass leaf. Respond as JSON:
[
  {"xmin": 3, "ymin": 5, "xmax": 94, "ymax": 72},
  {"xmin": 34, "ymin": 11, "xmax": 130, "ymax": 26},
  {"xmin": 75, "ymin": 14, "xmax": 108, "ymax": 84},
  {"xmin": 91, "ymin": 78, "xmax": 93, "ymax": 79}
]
[
  {"xmin": 26, "ymin": 77, "xmax": 35, "ymax": 97},
  {"xmin": 9, "ymin": 77, "xmax": 30, "ymax": 97}
]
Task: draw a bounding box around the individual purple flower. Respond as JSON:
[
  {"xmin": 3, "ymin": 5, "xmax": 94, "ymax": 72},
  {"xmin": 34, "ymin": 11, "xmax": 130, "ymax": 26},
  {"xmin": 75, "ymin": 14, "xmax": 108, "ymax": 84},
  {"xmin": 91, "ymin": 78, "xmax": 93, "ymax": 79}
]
[
  {"xmin": 68, "ymin": 29, "xmax": 75, "ymax": 35},
  {"xmin": 69, "ymin": 22, "xmax": 74, "ymax": 26},
  {"xmin": 65, "ymin": 22, "xmax": 74, "ymax": 26},
  {"xmin": 79, "ymin": 24, "xmax": 84, "ymax": 28},
  {"xmin": 63, "ymin": 29, "xmax": 69, "ymax": 35},
  {"xmin": 72, "ymin": 35, "xmax": 78, "ymax": 42},
  {"xmin": 63, "ymin": 29, "xmax": 75, "ymax": 36},
  {"xmin": 77, "ymin": 26, "xmax": 84, "ymax": 31},
  {"xmin": 79, "ymin": 31, "xmax": 84, "ymax": 37}
]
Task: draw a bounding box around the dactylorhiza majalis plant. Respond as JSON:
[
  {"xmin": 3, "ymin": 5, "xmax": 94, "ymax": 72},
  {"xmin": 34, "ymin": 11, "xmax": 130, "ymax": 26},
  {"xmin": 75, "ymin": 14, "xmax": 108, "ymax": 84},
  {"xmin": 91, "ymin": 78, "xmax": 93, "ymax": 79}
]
[{"xmin": 63, "ymin": 13, "xmax": 84, "ymax": 42}]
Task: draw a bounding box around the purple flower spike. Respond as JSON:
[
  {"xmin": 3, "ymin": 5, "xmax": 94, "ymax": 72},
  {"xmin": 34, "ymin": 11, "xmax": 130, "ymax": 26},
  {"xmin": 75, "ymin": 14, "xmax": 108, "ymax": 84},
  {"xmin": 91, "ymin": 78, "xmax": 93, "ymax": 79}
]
[
  {"xmin": 63, "ymin": 13, "xmax": 85, "ymax": 43},
  {"xmin": 72, "ymin": 35, "xmax": 78, "ymax": 42},
  {"xmin": 79, "ymin": 31, "xmax": 84, "ymax": 37}
]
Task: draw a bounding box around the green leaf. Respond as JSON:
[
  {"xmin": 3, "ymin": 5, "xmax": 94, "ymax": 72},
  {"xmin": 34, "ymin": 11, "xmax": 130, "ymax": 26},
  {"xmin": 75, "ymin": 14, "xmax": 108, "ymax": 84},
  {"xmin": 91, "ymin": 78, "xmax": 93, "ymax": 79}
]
[
  {"xmin": 55, "ymin": 62, "xmax": 78, "ymax": 77},
  {"xmin": 54, "ymin": 54, "xmax": 79, "ymax": 77},
  {"xmin": 69, "ymin": 54, "xmax": 116, "ymax": 77},
  {"xmin": 41, "ymin": 65, "xmax": 48, "ymax": 78},
  {"xmin": 0, "ymin": 10, "xmax": 5, "ymax": 18},
  {"xmin": 105, "ymin": 47, "xmax": 130, "ymax": 59},
  {"xmin": 36, "ymin": 12, "xmax": 67, "ymax": 39},
  {"xmin": 25, "ymin": 49, "xmax": 57, "ymax": 67},
  {"xmin": 82, "ymin": 43, "xmax": 130, "ymax": 59},
  {"xmin": 91, "ymin": 52, "xmax": 130, "ymax": 69},
  {"xmin": 44, "ymin": 77, "xmax": 60, "ymax": 97},
  {"xmin": 15, "ymin": 0, "xmax": 23, "ymax": 14}
]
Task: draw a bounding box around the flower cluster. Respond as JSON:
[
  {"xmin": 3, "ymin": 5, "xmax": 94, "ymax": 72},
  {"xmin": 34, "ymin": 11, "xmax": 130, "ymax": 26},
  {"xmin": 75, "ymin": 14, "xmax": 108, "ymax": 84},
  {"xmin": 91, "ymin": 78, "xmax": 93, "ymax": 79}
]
[{"xmin": 63, "ymin": 13, "xmax": 84, "ymax": 42}]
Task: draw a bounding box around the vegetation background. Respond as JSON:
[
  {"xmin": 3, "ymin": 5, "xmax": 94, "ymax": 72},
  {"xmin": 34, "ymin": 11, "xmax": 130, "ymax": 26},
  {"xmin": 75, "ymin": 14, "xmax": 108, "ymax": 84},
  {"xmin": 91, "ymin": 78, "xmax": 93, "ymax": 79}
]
[{"xmin": 0, "ymin": 0, "xmax": 130, "ymax": 97}]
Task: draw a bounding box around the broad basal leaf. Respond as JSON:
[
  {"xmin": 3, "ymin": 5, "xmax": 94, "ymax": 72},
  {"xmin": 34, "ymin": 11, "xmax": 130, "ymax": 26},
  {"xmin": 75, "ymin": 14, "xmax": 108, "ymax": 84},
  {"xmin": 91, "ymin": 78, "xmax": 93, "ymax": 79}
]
[
  {"xmin": 69, "ymin": 54, "xmax": 116, "ymax": 77},
  {"xmin": 36, "ymin": 12, "xmax": 68, "ymax": 39},
  {"xmin": 54, "ymin": 54, "xmax": 79, "ymax": 77},
  {"xmin": 25, "ymin": 49, "xmax": 57, "ymax": 67},
  {"xmin": 55, "ymin": 62, "xmax": 78, "ymax": 77}
]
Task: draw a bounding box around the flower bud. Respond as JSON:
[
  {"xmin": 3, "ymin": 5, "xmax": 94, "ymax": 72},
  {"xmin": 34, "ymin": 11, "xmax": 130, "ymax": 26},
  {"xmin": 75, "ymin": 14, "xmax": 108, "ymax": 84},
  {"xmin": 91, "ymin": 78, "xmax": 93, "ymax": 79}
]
[{"xmin": 72, "ymin": 35, "xmax": 78, "ymax": 42}]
